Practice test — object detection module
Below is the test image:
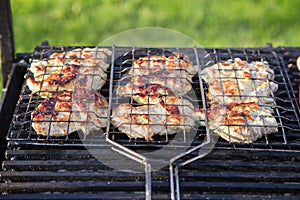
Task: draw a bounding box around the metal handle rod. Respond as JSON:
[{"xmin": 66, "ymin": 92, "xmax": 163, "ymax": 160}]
[
  {"xmin": 175, "ymin": 166, "xmax": 180, "ymax": 200},
  {"xmin": 106, "ymin": 45, "xmax": 152, "ymax": 200},
  {"xmin": 179, "ymin": 134, "xmax": 219, "ymax": 167},
  {"xmin": 169, "ymin": 47, "xmax": 219, "ymax": 200},
  {"xmin": 145, "ymin": 162, "xmax": 152, "ymax": 200},
  {"xmin": 169, "ymin": 46, "xmax": 213, "ymax": 165},
  {"xmin": 170, "ymin": 165, "xmax": 175, "ymax": 200},
  {"xmin": 169, "ymin": 134, "xmax": 219, "ymax": 200}
]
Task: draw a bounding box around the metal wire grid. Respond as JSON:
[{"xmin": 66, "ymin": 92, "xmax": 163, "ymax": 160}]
[
  {"xmin": 6, "ymin": 46, "xmax": 300, "ymax": 147},
  {"xmin": 104, "ymin": 46, "xmax": 211, "ymax": 200},
  {"xmin": 208, "ymin": 48, "xmax": 300, "ymax": 147},
  {"xmin": 169, "ymin": 47, "xmax": 300, "ymax": 200},
  {"xmin": 7, "ymin": 46, "xmax": 112, "ymax": 143},
  {"xmin": 107, "ymin": 47, "xmax": 203, "ymax": 144},
  {"xmin": 4, "ymin": 46, "xmax": 300, "ymax": 200}
]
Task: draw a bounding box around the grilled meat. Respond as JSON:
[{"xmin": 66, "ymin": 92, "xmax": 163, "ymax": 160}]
[
  {"xmin": 117, "ymin": 71, "xmax": 193, "ymax": 98},
  {"xmin": 31, "ymin": 90, "xmax": 108, "ymax": 137},
  {"xmin": 27, "ymin": 48, "xmax": 111, "ymax": 98},
  {"xmin": 111, "ymin": 96, "xmax": 198, "ymax": 140},
  {"xmin": 117, "ymin": 54, "xmax": 197, "ymax": 99},
  {"xmin": 129, "ymin": 55, "xmax": 197, "ymax": 77},
  {"xmin": 199, "ymin": 58, "xmax": 278, "ymax": 143},
  {"xmin": 196, "ymin": 102, "xmax": 278, "ymax": 143},
  {"xmin": 117, "ymin": 83, "xmax": 173, "ymax": 104},
  {"xmin": 201, "ymin": 58, "xmax": 278, "ymax": 105},
  {"xmin": 201, "ymin": 58, "xmax": 275, "ymax": 82},
  {"xmin": 113, "ymin": 53, "xmax": 199, "ymax": 139},
  {"xmin": 206, "ymin": 78, "xmax": 278, "ymax": 104},
  {"xmin": 29, "ymin": 48, "xmax": 111, "ymax": 76}
]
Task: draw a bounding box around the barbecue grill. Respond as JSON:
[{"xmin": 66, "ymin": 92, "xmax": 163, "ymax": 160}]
[{"xmin": 1, "ymin": 1, "xmax": 300, "ymax": 200}]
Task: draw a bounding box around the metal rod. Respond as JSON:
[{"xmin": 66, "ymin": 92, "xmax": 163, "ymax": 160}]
[
  {"xmin": 169, "ymin": 46, "xmax": 214, "ymax": 165},
  {"xmin": 105, "ymin": 46, "xmax": 151, "ymax": 162},
  {"xmin": 268, "ymin": 50, "xmax": 288, "ymax": 144},
  {"xmin": 106, "ymin": 46, "xmax": 152, "ymax": 200},
  {"xmin": 111, "ymin": 147, "xmax": 143, "ymax": 164},
  {"xmin": 175, "ymin": 166, "xmax": 180, "ymax": 200},
  {"xmin": 179, "ymin": 134, "xmax": 219, "ymax": 167},
  {"xmin": 107, "ymin": 136, "xmax": 146, "ymax": 161},
  {"xmin": 195, "ymin": 47, "xmax": 211, "ymax": 138},
  {"xmin": 169, "ymin": 164, "xmax": 175, "ymax": 200},
  {"xmin": 145, "ymin": 162, "xmax": 152, "ymax": 200},
  {"xmin": 105, "ymin": 45, "xmax": 116, "ymax": 139}
]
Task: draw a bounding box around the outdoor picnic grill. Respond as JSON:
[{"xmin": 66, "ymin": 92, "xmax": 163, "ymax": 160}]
[{"xmin": 1, "ymin": 1, "xmax": 300, "ymax": 200}]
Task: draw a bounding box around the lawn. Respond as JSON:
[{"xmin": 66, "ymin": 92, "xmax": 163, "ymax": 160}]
[{"xmin": 1, "ymin": 0, "xmax": 300, "ymax": 94}]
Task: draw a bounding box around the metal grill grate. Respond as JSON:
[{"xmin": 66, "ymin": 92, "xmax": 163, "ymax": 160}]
[
  {"xmin": 2, "ymin": 45, "xmax": 300, "ymax": 200},
  {"xmin": 7, "ymin": 46, "xmax": 113, "ymax": 143},
  {"xmin": 6, "ymin": 46, "xmax": 300, "ymax": 150},
  {"xmin": 108, "ymin": 47, "xmax": 204, "ymax": 143},
  {"xmin": 204, "ymin": 48, "xmax": 300, "ymax": 146}
]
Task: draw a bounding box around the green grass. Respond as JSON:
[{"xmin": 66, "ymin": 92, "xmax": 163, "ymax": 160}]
[
  {"xmin": 1, "ymin": 0, "xmax": 300, "ymax": 95},
  {"xmin": 11, "ymin": 0, "xmax": 300, "ymax": 52}
]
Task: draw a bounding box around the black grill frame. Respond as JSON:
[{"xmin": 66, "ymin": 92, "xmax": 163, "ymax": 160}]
[
  {"xmin": 6, "ymin": 46, "xmax": 300, "ymax": 150},
  {"xmin": 1, "ymin": 45, "xmax": 300, "ymax": 200}
]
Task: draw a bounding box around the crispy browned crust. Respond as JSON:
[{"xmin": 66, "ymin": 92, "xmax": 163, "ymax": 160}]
[
  {"xmin": 31, "ymin": 91, "xmax": 108, "ymax": 136},
  {"xmin": 131, "ymin": 55, "xmax": 195, "ymax": 75},
  {"xmin": 27, "ymin": 48, "xmax": 110, "ymax": 98},
  {"xmin": 111, "ymin": 96, "xmax": 197, "ymax": 140},
  {"xmin": 200, "ymin": 58, "xmax": 278, "ymax": 143},
  {"xmin": 113, "ymin": 53, "xmax": 199, "ymax": 139}
]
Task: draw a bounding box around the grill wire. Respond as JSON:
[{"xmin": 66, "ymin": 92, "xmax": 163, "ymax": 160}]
[
  {"xmin": 169, "ymin": 47, "xmax": 300, "ymax": 199},
  {"xmin": 7, "ymin": 46, "xmax": 300, "ymax": 150},
  {"xmin": 3, "ymin": 45, "xmax": 300, "ymax": 199},
  {"xmin": 108, "ymin": 47, "xmax": 203, "ymax": 143}
]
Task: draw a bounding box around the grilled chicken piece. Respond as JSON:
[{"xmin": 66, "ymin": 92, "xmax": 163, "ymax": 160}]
[
  {"xmin": 117, "ymin": 54, "xmax": 197, "ymax": 98},
  {"xmin": 28, "ymin": 48, "xmax": 111, "ymax": 77},
  {"xmin": 117, "ymin": 71, "xmax": 193, "ymax": 98},
  {"xmin": 27, "ymin": 48, "xmax": 111, "ymax": 98},
  {"xmin": 27, "ymin": 69, "xmax": 106, "ymax": 98},
  {"xmin": 31, "ymin": 90, "xmax": 108, "ymax": 137},
  {"xmin": 201, "ymin": 58, "xmax": 278, "ymax": 104},
  {"xmin": 117, "ymin": 83, "xmax": 174, "ymax": 104},
  {"xmin": 198, "ymin": 58, "xmax": 278, "ymax": 143},
  {"xmin": 129, "ymin": 55, "xmax": 197, "ymax": 77},
  {"xmin": 111, "ymin": 96, "xmax": 198, "ymax": 140},
  {"xmin": 206, "ymin": 78, "xmax": 278, "ymax": 104},
  {"xmin": 114, "ymin": 53, "xmax": 198, "ymax": 139},
  {"xmin": 201, "ymin": 58, "xmax": 275, "ymax": 82},
  {"xmin": 195, "ymin": 102, "xmax": 278, "ymax": 143}
]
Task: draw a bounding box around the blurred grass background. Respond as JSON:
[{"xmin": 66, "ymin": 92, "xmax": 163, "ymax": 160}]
[{"xmin": 1, "ymin": 0, "xmax": 300, "ymax": 94}]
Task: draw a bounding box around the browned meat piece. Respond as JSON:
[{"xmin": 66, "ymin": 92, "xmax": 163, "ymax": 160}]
[
  {"xmin": 31, "ymin": 90, "xmax": 108, "ymax": 137},
  {"xmin": 27, "ymin": 48, "xmax": 111, "ymax": 98},
  {"xmin": 201, "ymin": 58, "xmax": 278, "ymax": 105},
  {"xmin": 111, "ymin": 96, "xmax": 198, "ymax": 140},
  {"xmin": 117, "ymin": 54, "xmax": 197, "ymax": 99},
  {"xmin": 195, "ymin": 102, "xmax": 278, "ymax": 143},
  {"xmin": 117, "ymin": 71, "xmax": 193, "ymax": 98},
  {"xmin": 206, "ymin": 78, "xmax": 278, "ymax": 105},
  {"xmin": 130, "ymin": 55, "xmax": 197, "ymax": 77},
  {"xmin": 198, "ymin": 58, "xmax": 279, "ymax": 143}
]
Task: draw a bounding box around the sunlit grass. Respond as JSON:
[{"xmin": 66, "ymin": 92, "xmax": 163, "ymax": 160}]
[
  {"xmin": 1, "ymin": 0, "xmax": 299, "ymax": 94},
  {"xmin": 11, "ymin": 0, "xmax": 300, "ymax": 53}
]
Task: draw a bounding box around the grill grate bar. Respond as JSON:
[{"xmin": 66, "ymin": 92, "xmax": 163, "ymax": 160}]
[
  {"xmin": 2, "ymin": 46, "xmax": 300, "ymax": 199},
  {"xmin": 6, "ymin": 46, "xmax": 300, "ymax": 147},
  {"xmin": 2, "ymin": 147, "xmax": 300, "ymax": 198}
]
